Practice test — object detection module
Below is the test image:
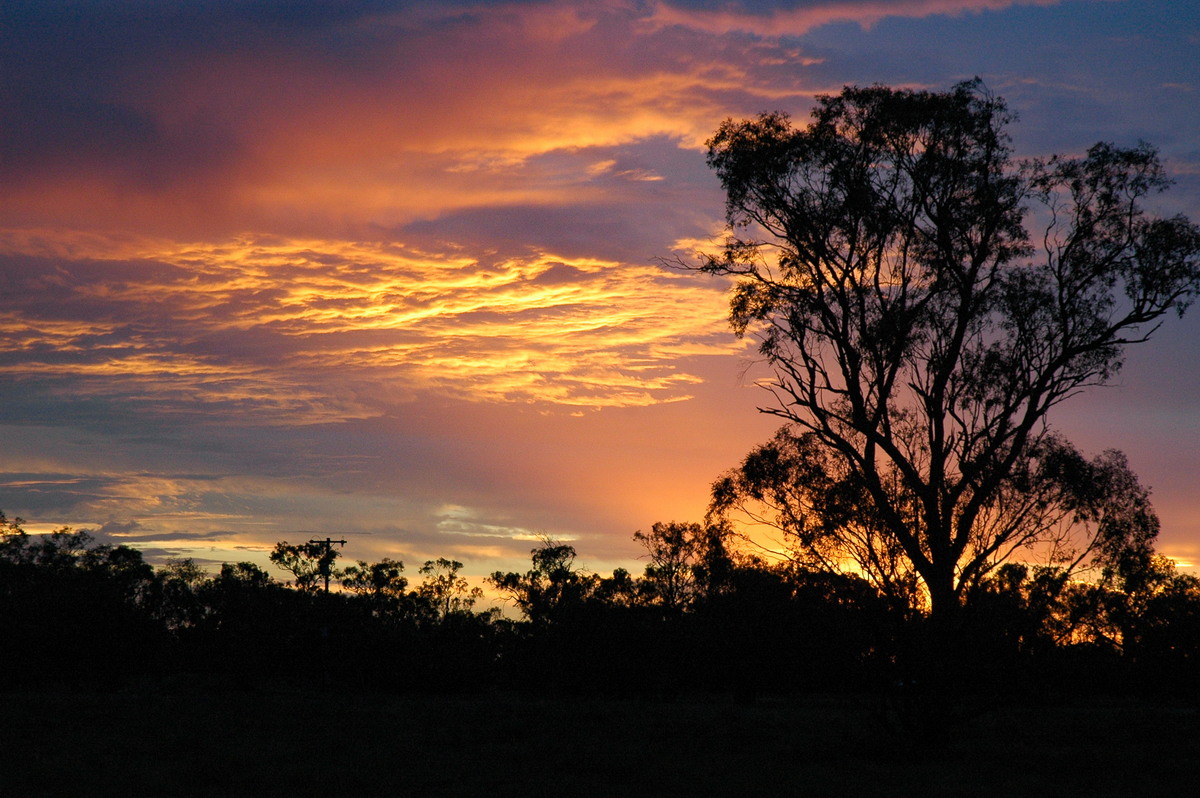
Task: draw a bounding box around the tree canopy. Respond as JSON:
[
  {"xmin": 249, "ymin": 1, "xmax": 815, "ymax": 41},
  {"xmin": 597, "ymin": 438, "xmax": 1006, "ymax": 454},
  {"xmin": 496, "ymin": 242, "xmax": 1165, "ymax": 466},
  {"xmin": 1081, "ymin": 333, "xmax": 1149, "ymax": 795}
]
[{"xmin": 697, "ymin": 79, "xmax": 1200, "ymax": 620}]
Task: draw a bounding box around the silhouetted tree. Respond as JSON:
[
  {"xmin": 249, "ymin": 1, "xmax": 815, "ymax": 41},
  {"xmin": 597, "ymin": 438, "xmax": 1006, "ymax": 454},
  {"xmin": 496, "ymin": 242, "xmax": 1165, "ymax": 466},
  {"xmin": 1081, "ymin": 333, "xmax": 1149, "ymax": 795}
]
[
  {"xmin": 156, "ymin": 557, "xmax": 209, "ymax": 632},
  {"xmin": 0, "ymin": 510, "xmax": 22, "ymax": 538},
  {"xmin": 594, "ymin": 566, "xmax": 639, "ymax": 607},
  {"xmin": 633, "ymin": 520, "xmax": 736, "ymax": 612},
  {"xmin": 694, "ymin": 79, "xmax": 1200, "ymax": 630},
  {"xmin": 416, "ymin": 558, "xmax": 485, "ymax": 621},
  {"xmin": 1081, "ymin": 554, "xmax": 1200, "ymax": 688},
  {"xmin": 192, "ymin": 561, "xmax": 288, "ymax": 657},
  {"xmin": 0, "ymin": 520, "xmax": 164, "ymax": 687},
  {"xmin": 341, "ymin": 557, "xmax": 407, "ymax": 597},
  {"xmin": 269, "ymin": 539, "xmax": 342, "ymax": 592},
  {"xmin": 340, "ymin": 557, "xmax": 411, "ymax": 620},
  {"xmin": 489, "ymin": 538, "xmax": 597, "ymax": 626},
  {"xmin": 713, "ymin": 429, "xmax": 1159, "ymax": 621},
  {"xmin": 490, "ymin": 538, "xmax": 672, "ymax": 695},
  {"xmin": 214, "ymin": 560, "xmax": 275, "ymax": 590}
]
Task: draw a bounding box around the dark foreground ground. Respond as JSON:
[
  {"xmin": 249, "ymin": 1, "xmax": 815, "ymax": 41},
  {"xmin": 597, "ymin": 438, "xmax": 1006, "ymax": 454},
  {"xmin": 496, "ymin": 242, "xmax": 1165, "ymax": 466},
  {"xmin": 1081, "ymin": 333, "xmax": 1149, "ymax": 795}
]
[{"xmin": 1, "ymin": 687, "xmax": 1196, "ymax": 797}]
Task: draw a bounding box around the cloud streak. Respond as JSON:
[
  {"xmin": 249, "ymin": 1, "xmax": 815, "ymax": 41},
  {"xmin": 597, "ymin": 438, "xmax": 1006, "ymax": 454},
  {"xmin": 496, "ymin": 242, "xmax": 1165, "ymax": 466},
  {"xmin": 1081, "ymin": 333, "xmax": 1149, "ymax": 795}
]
[
  {"xmin": 1, "ymin": 233, "xmax": 740, "ymax": 420},
  {"xmin": 647, "ymin": 0, "xmax": 1069, "ymax": 35}
]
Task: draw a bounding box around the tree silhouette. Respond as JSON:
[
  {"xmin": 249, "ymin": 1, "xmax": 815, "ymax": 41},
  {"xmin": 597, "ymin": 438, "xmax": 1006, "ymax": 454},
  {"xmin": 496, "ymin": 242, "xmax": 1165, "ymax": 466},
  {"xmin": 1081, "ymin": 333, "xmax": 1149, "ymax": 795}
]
[
  {"xmin": 340, "ymin": 557, "xmax": 412, "ymax": 621},
  {"xmin": 489, "ymin": 538, "xmax": 597, "ymax": 626},
  {"xmin": 0, "ymin": 519, "xmax": 164, "ymax": 687},
  {"xmin": 269, "ymin": 539, "xmax": 343, "ymax": 592},
  {"xmin": 694, "ymin": 79, "xmax": 1200, "ymax": 630},
  {"xmin": 633, "ymin": 520, "xmax": 736, "ymax": 613},
  {"xmin": 416, "ymin": 558, "xmax": 484, "ymax": 621},
  {"xmin": 1080, "ymin": 554, "xmax": 1200, "ymax": 682},
  {"xmin": 156, "ymin": 557, "xmax": 209, "ymax": 632}
]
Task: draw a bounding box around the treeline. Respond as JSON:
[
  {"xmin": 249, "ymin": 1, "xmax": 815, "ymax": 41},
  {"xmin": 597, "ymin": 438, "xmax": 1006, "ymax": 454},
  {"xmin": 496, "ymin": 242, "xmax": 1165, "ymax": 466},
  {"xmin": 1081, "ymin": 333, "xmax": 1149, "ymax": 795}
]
[{"xmin": 2, "ymin": 511, "xmax": 1198, "ymax": 699}]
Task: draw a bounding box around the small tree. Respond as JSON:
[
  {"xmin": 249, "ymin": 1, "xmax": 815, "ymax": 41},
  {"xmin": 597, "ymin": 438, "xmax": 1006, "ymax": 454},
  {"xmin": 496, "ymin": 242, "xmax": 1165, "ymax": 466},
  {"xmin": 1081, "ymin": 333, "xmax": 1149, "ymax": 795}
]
[
  {"xmin": 488, "ymin": 538, "xmax": 597, "ymax": 625},
  {"xmin": 633, "ymin": 521, "xmax": 736, "ymax": 612},
  {"xmin": 416, "ymin": 558, "xmax": 483, "ymax": 620},
  {"xmin": 340, "ymin": 558, "xmax": 407, "ymax": 595},
  {"xmin": 269, "ymin": 539, "xmax": 343, "ymax": 592},
  {"xmin": 340, "ymin": 558, "xmax": 411, "ymax": 619},
  {"xmin": 695, "ymin": 79, "xmax": 1200, "ymax": 625}
]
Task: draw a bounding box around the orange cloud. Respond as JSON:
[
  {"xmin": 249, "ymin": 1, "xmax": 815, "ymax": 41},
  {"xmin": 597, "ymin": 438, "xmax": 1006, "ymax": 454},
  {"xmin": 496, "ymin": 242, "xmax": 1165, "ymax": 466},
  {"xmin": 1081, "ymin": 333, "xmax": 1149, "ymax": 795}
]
[
  {"xmin": 0, "ymin": 233, "xmax": 743, "ymax": 420},
  {"xmin": 0, "ymin": 1, "xmax": 829, "ymax": 239}
]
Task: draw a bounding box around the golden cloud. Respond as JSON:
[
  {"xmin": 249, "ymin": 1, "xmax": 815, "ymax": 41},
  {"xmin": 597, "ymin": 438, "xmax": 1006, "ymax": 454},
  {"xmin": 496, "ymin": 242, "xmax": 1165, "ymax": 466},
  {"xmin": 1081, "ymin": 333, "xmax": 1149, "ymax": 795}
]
[{"xmin": 0, "ymin": 232, "xmax": 743, "ymax": 420}]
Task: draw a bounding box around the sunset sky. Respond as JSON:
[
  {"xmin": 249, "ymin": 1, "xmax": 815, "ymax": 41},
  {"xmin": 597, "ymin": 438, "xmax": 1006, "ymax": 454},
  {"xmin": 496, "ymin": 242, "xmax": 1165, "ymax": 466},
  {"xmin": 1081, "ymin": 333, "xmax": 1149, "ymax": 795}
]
[{"xmin": 3, "ymin": 0, "xmax": 1199, "ymax": 584}]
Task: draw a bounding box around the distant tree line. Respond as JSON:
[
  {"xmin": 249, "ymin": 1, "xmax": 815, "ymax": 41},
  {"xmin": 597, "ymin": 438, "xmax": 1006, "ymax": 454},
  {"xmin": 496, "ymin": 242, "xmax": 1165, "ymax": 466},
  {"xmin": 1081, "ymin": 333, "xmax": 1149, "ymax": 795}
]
[{"xmin": 3, "ymin": 510, "xmax": 1197, "ymax": 702}]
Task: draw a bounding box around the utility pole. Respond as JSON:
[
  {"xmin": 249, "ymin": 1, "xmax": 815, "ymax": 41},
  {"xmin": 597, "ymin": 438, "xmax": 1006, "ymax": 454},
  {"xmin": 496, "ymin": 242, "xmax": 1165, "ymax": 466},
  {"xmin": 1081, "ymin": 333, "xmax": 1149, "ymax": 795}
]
[
  {"xmin": 306, "ymin": 537, "xmax": 346, "ymax": 692},
  {"xmin": 308, "ymin": 537, "xmax": 346, "ymax": 593}
]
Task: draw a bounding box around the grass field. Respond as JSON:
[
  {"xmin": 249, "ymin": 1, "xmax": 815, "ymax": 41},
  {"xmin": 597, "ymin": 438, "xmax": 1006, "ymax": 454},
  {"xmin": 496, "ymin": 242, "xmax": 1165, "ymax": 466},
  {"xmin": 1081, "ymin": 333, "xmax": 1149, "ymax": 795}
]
[{"xmin": 2, "ymin": 687, "xmax": 1196, "ymax": 796}]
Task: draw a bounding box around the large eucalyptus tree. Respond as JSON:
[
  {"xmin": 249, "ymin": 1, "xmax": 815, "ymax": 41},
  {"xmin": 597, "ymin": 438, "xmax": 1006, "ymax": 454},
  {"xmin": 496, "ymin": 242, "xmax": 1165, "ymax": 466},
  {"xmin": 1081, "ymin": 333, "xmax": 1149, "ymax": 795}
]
[{"xmin": 697, "ymin": 80, "xmax": 1200, "ymax": 621}]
